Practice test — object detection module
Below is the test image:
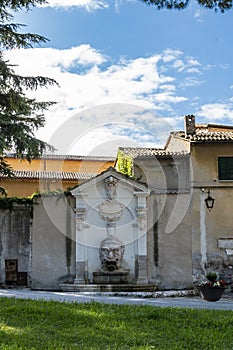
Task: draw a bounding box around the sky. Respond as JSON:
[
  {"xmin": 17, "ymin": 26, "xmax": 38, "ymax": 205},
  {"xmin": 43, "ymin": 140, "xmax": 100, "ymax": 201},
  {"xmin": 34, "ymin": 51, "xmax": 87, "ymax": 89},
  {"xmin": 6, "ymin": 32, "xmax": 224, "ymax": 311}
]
[{"xmin": 4, "ymin": 0, "xmax": 233, "ymax": 156}]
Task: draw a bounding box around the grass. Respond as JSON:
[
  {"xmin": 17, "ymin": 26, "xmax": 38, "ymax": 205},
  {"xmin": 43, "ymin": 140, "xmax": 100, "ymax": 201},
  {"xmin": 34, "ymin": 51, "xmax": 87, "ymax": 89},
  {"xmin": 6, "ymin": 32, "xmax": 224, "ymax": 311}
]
[{"xmin": 0, "ymin": 298, "xmax": 232, "ymax": 349}]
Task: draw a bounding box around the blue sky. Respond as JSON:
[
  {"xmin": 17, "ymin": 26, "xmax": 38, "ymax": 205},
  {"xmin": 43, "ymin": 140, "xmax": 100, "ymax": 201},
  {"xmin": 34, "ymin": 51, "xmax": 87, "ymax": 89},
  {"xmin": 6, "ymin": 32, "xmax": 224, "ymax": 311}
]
[{"xmin": 4, "ymin": 0, "xmax": 233, "ymax": 156}]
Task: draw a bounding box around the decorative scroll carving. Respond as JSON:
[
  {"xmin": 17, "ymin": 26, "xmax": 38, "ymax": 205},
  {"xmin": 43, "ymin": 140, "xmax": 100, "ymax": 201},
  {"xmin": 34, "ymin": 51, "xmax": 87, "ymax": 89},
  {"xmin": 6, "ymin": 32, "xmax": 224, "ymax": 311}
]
[
  {"xmin": 75, "ymin": 208, "xmax": 89, "ymax": 231},
  {"xmin": 136, "ymin": 208, "xmax": 147, "ymax": 231}
]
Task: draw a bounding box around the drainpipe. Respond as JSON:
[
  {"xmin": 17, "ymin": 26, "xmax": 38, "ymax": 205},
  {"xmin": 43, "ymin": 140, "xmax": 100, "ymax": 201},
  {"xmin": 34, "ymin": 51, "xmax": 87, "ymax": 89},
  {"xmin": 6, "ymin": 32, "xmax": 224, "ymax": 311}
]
[{"xmin": 200, "ymin": 189, "xmax": 207, "ymax": 274}]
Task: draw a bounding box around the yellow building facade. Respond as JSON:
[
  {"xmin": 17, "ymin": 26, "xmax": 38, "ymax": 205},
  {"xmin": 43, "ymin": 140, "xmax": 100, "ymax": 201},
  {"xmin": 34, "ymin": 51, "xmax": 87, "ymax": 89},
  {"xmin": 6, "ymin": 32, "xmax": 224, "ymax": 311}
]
[
  {"xmin": 166, "ymin": 116, "xmax": 233, "ymax": 282},
  {"xmin": 1, "ymin": 154, "xmax": 114, "ymax": 197}
]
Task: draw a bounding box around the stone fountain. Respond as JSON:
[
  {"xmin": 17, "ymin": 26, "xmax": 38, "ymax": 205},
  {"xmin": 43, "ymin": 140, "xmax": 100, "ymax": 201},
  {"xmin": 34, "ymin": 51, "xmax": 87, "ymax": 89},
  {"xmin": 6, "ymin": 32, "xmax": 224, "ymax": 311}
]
[{"xmin": 60, "ymin": 168, "xmax": 156, "ymax": 292}]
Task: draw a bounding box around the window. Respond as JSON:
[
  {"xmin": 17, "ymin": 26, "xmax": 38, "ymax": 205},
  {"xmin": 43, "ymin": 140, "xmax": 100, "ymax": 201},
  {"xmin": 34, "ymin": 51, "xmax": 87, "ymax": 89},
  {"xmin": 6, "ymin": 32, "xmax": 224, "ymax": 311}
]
[{"xmin": 218, "ymin": 157, "xmax": 233, "ymax": 180}]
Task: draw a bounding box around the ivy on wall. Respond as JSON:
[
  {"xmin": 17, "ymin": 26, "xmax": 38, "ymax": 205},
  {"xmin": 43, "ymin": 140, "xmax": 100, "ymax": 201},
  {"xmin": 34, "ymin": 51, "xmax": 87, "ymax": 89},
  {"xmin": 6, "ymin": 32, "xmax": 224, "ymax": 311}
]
[
  {"xmin": 117, "ymin": 150, "xmax": 134, "ymax": 178},
  {"xmin": 0, "ymin": 197, "xmax": 33, "ymax": 210},
  {"xmin": 0, "ymin": 190, "xmax": 67, "ymax": 210}
]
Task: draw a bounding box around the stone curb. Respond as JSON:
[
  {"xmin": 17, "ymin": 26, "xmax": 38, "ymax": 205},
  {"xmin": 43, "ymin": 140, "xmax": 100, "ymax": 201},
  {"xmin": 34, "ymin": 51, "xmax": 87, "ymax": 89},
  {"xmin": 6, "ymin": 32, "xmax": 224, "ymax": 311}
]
[{"xmin": 79, "ymin": 289, "xmax": 199, "ymax": 298}]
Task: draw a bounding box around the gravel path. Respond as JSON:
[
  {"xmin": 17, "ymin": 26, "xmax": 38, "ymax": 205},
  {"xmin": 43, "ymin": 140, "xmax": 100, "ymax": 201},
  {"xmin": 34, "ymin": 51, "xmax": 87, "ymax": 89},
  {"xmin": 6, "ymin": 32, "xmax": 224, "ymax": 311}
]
[{"xmin": 0, "ymin": 288, "xmax": 233, "ymax": 310}]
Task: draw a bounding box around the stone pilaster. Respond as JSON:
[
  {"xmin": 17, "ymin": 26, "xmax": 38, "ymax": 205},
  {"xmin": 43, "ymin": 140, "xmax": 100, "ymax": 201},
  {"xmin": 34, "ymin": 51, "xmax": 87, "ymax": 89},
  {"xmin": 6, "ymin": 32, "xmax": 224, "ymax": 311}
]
[
  {"xmin": 73, "ymin": 193, "xmax": 89, "ymax": 284},
  {"xmin": 134, "ymin": 191, "xmax": 150, "ymax": 285},
  {"xmin": 136, "ymin": 255, "xmax": 148, "ymax": 285},
  {"xmin": 74, "ymin": 261, "xmax": 86, "ymax": 284}
]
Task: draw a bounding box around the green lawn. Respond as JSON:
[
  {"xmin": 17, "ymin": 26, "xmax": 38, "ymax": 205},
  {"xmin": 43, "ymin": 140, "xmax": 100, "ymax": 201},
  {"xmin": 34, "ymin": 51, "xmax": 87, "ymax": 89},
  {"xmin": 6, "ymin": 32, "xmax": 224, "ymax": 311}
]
[{"xmin": 0, "ymin": 298, "xmax": 232, "ymax": 349}]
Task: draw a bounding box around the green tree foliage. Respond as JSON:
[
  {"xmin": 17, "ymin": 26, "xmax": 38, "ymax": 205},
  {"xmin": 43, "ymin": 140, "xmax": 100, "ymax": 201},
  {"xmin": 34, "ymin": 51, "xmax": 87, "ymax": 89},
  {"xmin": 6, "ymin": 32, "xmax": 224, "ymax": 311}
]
[
  {"xmin": 117, "ymin": 150, "xmax": 134, "ymax": 178},
  {"xmin": 0, "ymin": 0, "xmax": 57, "ymax": 180},
  {"xmin": 139, "ymin": 0, "xmax": 232, "ymax": 12}
]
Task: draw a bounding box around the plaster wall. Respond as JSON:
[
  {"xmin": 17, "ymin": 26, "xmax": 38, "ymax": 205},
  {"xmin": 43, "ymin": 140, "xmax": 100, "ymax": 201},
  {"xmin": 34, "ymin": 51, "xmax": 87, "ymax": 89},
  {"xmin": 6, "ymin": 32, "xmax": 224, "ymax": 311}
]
[
  {"xmin": 6, "ymin": 157, "xmax": 114, "ymax": 173},
  {"xmin": 190, "ymin": 143, "xmax": 233, "ymax": 282},
  {"xmin": 147, "ymin": 193, "xmax": 193, "ymax": 289},
  {"xmin": 1, "ymin": 180, "xmax": 40, "ymax": 197},
  {"xmin": 165, "ymin": 135, "xmax": 190, "ymax": 153},
  {"xmin": 0, "ymin": 179, "xmax": 80, "ymax": 197},
  {"xmin": 0, "ymin": 204, "xmax": 31, "ymax": 285},
  {"xmin": 191, "ymin": 143, "xmax": 233, "ymax": 186},
  {"xmin": 191, "ymin": 187, "xmax": 233, "ymax": 283},
  {"xmin": 2, "ymin": 157, "xmax": 114, "ymax": 197},
  {"xmin": 31, "ymin": 195, "xmax": 76, "ymax": 290},
  {"xmin": 134, "ymin": 157, "xmax": 190, "ymax": 193}
]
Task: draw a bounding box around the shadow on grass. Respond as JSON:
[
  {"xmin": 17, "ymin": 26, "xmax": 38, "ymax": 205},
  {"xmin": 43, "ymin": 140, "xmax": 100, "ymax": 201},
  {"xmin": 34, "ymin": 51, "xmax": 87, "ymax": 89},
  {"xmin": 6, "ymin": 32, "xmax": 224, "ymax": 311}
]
[{"xmin": 0, "ymin": 298, "xmax": 233, "ymax": 349}]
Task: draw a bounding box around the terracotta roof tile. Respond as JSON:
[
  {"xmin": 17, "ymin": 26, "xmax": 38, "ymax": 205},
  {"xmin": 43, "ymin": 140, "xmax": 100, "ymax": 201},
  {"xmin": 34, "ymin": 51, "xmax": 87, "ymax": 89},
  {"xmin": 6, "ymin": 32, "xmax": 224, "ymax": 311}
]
[
  {"xmin": 4, "ymin": 171, "xmax": 97, "ymax": 181},
  {"xmin": 119, "ymin": 147, "xmax": 188, "ymax": 158},
  {"xmin": 5, "ymin": 153, "xmax": 115, "ymax": 161},
  {"xmin": 174, "ymin": 130, "xmax": 233, "ymax": 142}
]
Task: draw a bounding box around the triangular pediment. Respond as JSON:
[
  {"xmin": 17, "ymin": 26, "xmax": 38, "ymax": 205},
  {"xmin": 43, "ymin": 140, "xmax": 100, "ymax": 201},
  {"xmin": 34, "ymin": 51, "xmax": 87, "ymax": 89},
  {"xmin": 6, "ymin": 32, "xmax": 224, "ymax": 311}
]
[{"xmin": 70, "ymin": 167, "xmax": 149, "ymax": 196}]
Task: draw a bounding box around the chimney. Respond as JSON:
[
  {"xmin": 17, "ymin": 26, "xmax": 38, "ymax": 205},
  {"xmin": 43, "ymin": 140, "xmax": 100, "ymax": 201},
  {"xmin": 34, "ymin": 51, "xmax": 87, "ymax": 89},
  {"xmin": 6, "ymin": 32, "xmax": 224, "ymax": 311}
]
[{"xmin": 185, "ymin": 115, "xmax": 196, "ymax": 136}]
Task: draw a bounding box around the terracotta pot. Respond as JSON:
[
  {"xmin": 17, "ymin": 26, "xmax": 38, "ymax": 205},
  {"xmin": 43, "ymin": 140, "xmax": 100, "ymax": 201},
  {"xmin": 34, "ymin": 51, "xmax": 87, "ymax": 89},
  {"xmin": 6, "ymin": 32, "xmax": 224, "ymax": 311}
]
[{"xmin": 198, "ymin": 285, "xmax": 225, "ymax": 302}]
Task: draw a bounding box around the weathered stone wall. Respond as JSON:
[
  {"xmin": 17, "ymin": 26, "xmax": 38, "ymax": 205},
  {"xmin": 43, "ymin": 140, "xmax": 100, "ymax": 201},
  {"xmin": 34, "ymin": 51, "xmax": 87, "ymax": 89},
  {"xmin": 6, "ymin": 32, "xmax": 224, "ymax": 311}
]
[
  {"xmin": 0, "ymin": 203, "xmax": 32, "ymax": 286},
  {"xmin": 147, "ymin": 192, "xmax": 193, "ymax": 290},
  {"xmin": 133, "ymin": 156, "xmax": 190, "ymax": 193},
  {"xmin": 192, "ymin": 187, "xmax": 233, "ymax": 284},
  {"xmin": 31, "ymin": 195, "xmax": 76, "ymax": 290}
]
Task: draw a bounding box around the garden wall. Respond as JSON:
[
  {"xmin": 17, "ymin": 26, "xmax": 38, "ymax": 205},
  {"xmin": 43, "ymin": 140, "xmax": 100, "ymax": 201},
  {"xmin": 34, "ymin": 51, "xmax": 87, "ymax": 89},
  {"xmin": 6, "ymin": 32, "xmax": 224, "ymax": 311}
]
[
  {"xmin": 0, "ymin": 201, "xmax": 32, "ymax": 286},
  {"xmin": 31, "ymin": 195, "xmax": 76, "ymax": 290}
]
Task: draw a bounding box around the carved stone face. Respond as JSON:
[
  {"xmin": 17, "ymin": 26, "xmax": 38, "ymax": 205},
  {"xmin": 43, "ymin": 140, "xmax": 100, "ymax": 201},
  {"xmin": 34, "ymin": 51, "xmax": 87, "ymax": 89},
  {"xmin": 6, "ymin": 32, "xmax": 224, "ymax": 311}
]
[{"xmin": 99, "ymin": 236, "xmax": 125, "ymax": 271}]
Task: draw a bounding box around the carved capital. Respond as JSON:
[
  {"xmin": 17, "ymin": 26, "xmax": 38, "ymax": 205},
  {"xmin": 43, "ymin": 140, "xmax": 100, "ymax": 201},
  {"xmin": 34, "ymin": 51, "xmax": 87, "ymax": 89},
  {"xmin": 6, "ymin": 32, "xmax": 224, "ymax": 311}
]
[
  {"xmin": 76, "ymin": 218, "xmax": 89, "ymax": 231},
  {"xmin": 75, "ymin": 208, "xmax": 89, "ymax": 231}
]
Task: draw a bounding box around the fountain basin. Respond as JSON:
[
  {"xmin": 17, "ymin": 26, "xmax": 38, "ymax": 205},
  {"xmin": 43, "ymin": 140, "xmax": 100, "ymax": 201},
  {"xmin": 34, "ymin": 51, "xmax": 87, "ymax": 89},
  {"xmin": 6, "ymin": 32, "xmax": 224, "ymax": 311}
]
[{"xmin": 93, "ymin": 270, "xmax": 129, "ymax": 284}]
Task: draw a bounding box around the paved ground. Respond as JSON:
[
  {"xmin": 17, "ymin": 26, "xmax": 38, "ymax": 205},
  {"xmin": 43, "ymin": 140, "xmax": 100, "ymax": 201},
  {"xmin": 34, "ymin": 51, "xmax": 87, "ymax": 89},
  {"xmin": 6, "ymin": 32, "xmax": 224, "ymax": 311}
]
[{"xmin": 0, "ymin": 288, "xmax": 233, "ymax": 310}]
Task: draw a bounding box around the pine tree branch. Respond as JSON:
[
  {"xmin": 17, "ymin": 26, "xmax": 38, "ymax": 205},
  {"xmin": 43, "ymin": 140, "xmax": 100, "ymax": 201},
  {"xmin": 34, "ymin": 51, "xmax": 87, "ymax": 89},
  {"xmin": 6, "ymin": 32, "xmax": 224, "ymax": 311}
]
[
  {"xmin": 0, "ymin": 0, "xmax": 57, "ymax": 180},
  {"xmin": 139, "ymin": 0, "xmax": 232, "ymax": 11},
  {"xmin": 0, "ymin": 0, "xmax": 47, "ymax": 21},
  {"xmin": 0, "ymin": 24, "xmax": 48, "ymax": 49}
]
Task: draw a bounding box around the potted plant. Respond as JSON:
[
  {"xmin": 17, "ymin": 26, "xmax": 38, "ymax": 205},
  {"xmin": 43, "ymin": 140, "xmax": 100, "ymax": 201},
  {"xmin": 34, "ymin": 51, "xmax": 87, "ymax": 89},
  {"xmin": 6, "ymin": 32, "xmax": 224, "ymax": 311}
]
[{"xmin": 196, "ymin": 272, "xmax": 226, "ymax": 302}]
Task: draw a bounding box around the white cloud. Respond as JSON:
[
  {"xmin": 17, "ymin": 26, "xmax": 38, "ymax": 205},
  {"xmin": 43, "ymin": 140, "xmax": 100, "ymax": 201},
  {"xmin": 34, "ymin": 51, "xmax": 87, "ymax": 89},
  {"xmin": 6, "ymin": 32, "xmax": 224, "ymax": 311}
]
[
  {"xmin": 162, "ymin": 49, "xmax": 183, "ymax": 62},
  {"xmin": 197, "ymin": 103, "xmax": 233, "ymax": 122},
  {"xmin": 187, "ymin": 58, "xmax": 201, "ymax": 67},
  {"xmin": 40, "ymin": 0, "xmax": 109, "ymax": 11},
  {"xmin": 160, "ymin": 50, "xmax": 202, "ymax": 78},
  {"xmin": 4, "ymin": 45, "xmax": 105, "ymax": 74},
  {"xmin": 3, "ymin": 46, "xmax": 204, "ymax": 155},
  {"xmin": 186, "ymin": 68, "xmax": 201, "ymax": 74},
  {"xmin": 4, "ymin": 46, "xmax": 186, "ymax": 110},
  {"xmin": 180, "ymin": 76, "xmax": 204, "ymax": 88},
  {"xmin": 193, "ymin": 10, "xmax": 204, "ymax": 23}
]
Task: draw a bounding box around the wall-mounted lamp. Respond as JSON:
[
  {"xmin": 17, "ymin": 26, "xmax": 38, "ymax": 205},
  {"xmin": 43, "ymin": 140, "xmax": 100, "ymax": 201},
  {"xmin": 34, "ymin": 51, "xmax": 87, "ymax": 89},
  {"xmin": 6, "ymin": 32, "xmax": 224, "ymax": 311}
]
[{"xmin": 204, "ymin": 189, "xmax": 215, "ymax": 211}]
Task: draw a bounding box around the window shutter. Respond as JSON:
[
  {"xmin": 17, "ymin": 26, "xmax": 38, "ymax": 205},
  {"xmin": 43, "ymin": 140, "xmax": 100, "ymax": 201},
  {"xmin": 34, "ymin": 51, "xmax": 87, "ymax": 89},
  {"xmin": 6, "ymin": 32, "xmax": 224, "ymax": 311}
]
[{"xmin": 218, "ymin": 157, "xmax": 233, "ymax": 180}]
